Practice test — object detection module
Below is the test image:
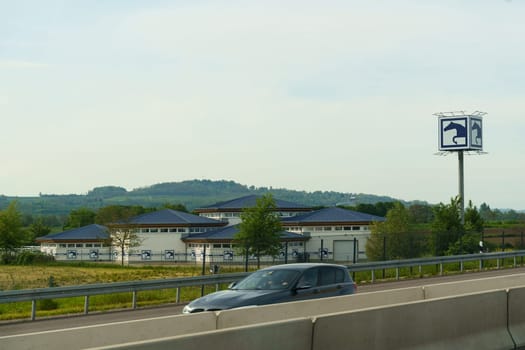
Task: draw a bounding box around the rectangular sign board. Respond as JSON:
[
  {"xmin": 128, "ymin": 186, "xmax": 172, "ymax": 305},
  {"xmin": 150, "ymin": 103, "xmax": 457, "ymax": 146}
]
[{"xmin": 439, "ymin": 116, "xmax": 483, "ymax": 151}]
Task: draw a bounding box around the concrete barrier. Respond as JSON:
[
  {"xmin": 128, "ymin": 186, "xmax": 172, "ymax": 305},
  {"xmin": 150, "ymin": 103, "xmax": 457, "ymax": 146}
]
[
  {"xmin": 312, "ymin": 290, "xmax": 514, "ymax": 350},
  {"xmin": 0, "ymin": 312, "xmax": 217, "ymax": 350},
  {"xmin": 217, "ymin": 286, "xmax": 424, "ymax": 329},
  {"xmin": 508, "ymin": 286, "xmax": 525, "ymax": 348},
  {"xmin": 86, "ymin": 318, "xmax": 313, "ymax": 350},
  {"xmin": 424, "ymin": 273, "xmax": 525, "ymax": 299},
  {"xmin": 6, "ymin": 273, "xmax": 525, "ymax": 349}
]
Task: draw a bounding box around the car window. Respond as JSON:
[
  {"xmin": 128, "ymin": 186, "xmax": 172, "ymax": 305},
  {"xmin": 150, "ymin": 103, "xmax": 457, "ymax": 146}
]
[
  {"xmin": 297, "ymin": 268, "xmax": 319, "ymax": 287},
  {"xmin": 319, "ymin": 267, "xmax": 345, "ymax": 285},
  {"xmin": 234, "ymin": 269, "xmax": 300, "ymax": 290}
]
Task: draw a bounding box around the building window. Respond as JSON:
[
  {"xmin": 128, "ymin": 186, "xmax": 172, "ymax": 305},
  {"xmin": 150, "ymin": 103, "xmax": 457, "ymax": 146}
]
[
  {"xmin": 142, "ymin": 228, "xmax": 149, "ymax": 233},
  {"xmin": 169, "ymin": 228, "xmax": 177, "ymax": 232},
  {"xmin": 324, "ymin": 227, "xmax": 332, "ymax": 231},
  {"xmin": 76, "ymin": 244, "xmax": 83, "ymax": 248},
  {"xmin": 352, "ymin": 226, "xmax": 360, "ymax": 231},
  {"xmin": 59, "ymin": 244, "xmax": 67, "ymax": 248},
  {"xmin": 150, "ymin": 228, "xmax": 158, "ymax": 233},
  {"xmin": 67, "ymin": 243, "xmax": 75, "ymax": 248},
  {"xmin": 178, "ymin": 228, "xmax": 186, "ymax": 232},
  {"xmin": 160, "ymin": 228, "xmax": 168, "ymax": 232}
]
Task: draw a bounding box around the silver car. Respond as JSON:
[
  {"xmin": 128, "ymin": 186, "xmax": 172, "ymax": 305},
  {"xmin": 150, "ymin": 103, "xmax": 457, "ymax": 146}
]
[{"xmin": 182, "ymin": 263, "xmax": 356, "ymax": 314}]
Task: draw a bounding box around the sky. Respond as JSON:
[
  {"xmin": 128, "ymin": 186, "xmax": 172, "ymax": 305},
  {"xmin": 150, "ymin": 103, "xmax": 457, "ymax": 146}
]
[{"xmin": 1, "ymin": 0, "xmax": 524, "ymax": 210}]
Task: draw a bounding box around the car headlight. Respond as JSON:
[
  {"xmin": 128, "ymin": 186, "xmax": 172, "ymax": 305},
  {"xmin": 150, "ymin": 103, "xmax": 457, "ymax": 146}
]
[{"xmin": 182, "ymin": 305, "xmax": 192, "ymax": 314}]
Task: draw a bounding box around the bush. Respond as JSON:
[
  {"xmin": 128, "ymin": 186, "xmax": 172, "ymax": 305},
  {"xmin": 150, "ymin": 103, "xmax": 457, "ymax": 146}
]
[
  {"xmin": 1, "ymin": 253, "xmax": 16, "ymax": 265},
  {"xmin": 15, "ymin": 251, "xmax": 55, "ymax": 265},
  {"xmin": 38, "ymin": 299, "xmax": 58, "ymax": 311}
]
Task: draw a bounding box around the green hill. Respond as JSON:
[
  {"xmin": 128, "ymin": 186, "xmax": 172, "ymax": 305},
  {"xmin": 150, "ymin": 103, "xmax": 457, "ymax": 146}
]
[{"xmin": 0, "ymin": 179, "xmax": 409, "ymax": 216}]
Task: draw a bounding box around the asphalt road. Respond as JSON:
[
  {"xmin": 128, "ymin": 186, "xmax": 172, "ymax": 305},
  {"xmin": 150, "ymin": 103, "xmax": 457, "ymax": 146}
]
[{"xmin": 2, "ymin": 266, "xmax": 525, "ymax": 337}]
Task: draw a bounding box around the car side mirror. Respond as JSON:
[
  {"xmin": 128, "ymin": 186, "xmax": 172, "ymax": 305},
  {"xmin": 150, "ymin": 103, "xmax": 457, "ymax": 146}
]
[
  {"xmin": 295, "ymin": 283, "xmax": 312, "ymax": 290},
  {"xmin": 228, "ymin": 281, "xmax": 238, "ymax": 289}
]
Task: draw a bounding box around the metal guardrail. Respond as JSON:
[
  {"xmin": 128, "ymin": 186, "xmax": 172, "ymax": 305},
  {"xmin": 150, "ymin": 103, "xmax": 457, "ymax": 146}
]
[
  {"xmin": 346, "ymin": 250, "xmax": 525, "ymax": 281},
  {"xmin": 1, "ymin": 250, "xmax": 524, "ymax": 321}
]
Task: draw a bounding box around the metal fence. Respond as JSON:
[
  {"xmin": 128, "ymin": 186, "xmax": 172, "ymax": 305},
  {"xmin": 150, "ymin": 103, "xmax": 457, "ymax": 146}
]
[{"xmin": 1, "ymin": 250, "xmax": 525, "ymax": 321}]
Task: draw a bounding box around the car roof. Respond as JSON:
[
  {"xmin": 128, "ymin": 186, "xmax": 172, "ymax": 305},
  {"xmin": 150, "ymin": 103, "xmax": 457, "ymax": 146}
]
[{"xmin": 260, "ymin": 263, "xmax": 346, "ymax": 271}]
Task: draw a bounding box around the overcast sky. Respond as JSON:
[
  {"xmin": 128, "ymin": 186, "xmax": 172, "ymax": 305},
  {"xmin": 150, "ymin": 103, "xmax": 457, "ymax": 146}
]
[{"xmin": 1, "ymin": 1, "xmax": 524, "ymax": 210}]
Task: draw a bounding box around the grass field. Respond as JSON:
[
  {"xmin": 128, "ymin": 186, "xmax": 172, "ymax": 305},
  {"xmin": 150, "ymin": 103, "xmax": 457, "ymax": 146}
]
[
  {"xmin": 0, "ymin": 264, "xmax": 208, "ymax": 290},
  {"xmin": 0, "ymin": 263, "xmax": 246, "ymax": 320},
  {"xmin": 1, "ymin": 256, "xmax": 521, "ymax": 321}
]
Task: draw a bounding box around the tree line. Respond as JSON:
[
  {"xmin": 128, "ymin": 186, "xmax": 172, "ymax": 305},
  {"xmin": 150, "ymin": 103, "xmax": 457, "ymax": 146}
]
[
  {"xmin": 365, "ymin": 197, "xmax": 489, "ymax": 261},
  {"xmin": 1, "ymin": 195, "xmax": 523, "ymax": 264}
]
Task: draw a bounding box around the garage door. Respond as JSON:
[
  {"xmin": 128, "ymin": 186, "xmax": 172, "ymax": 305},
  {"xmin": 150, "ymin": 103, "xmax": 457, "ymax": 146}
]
[{"xmin": 333, "ymin": 240, "xmax": 356, "ymax": 262}]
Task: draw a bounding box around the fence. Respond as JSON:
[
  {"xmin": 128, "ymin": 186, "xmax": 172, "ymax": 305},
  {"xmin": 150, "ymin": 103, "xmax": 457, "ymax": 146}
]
[{"xmin": 1, "ymin": 250, "xmax": 525, "ymax": 321}]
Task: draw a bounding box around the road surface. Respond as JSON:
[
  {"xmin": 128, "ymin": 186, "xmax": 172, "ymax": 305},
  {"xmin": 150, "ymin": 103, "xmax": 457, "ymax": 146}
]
[{"xmin": 2, "ymin": 266, "xmax": 525, "ymax": 336}]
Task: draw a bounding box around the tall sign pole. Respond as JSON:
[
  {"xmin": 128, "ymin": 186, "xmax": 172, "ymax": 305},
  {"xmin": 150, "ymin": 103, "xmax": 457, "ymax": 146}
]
[
  {"xmin": 458, "ymin": 150, "xmax": 464, "ymax": 223},
  {"xmin": 434, "ymin": 111, "xmax": 486, "ymax": 224}
]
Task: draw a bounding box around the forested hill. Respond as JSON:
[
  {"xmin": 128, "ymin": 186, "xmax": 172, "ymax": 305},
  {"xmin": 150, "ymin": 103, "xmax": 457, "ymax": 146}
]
[{"xmin": 0, "ymin": 179, "xmax": 410, "ymax": 216}]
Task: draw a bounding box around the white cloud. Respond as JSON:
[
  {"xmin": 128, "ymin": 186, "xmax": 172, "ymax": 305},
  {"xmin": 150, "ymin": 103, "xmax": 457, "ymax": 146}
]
[
  {"xmin": 0, "ymin": 60, "xmax": 49, "ymax": 69},
  {"xmin": 1, "ymin": 1, "xmax": 525, "ymax": 209}
]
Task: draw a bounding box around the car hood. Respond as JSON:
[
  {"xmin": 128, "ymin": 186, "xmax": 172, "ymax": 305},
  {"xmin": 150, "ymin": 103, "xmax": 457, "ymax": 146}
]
[{"xmin": 186, "ymin": 289, "xmax": 289, "ymax": 311}]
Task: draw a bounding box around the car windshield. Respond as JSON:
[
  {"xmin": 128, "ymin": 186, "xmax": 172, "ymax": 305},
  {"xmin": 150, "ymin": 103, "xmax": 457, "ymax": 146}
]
[{"xmin": 232, "ymin": 269, "xmax": 301, "ymax": 290}]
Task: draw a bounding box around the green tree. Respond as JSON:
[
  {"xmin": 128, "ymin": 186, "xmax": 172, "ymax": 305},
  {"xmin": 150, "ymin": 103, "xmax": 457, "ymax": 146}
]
[
  {"xmin": 0, "ymin": 202, "xmax": 25, "ymax": 258},
  {"xmin": 366, "ymin": 202, "xmax": 424, "ymax": 260},
  {"xmin": 28, "ymin": 218, "xmax": 52, "ymax": 243},
  {"xmin": 95, "ymin": 205, "xmax": 150, "ymax": 225},
  {"xmin": 464, "ymin": 201, "xmax": 484, "ymax": 234},
  {"xmin": 235, "ymin": 194, "xmax": 283, "ymax": 268},
  {"xmin": 98, "ymin": 207, "xmax": 145, "ymax": 266},
  {"xmin": 447, "ymin": 201, "xmax": 485, "ymax": 255},
  {"xmin": 430, "ymin": 197, "xmax": 464, "ymax": 256},
  {"xmin": 63, "ymin": 207, "xmax": 96, "ymax": 229},
  {"xmin": 161, "ymin": 203, "xmax": 188, "ymax": 212},
  {"xmin": 408, "ymin": 203, "xmax": 434, "ymax": 224},
  {"xmin": 106, "ymin": 224, "xmax": 143, "ymax": 266}
]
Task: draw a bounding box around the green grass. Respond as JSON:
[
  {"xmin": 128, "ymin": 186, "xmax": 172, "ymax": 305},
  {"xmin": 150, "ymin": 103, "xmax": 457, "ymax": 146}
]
[
  {"xmin": 0, "ymin": 263, "xmax": 247, "ymax": 320},
  {"xmin": 1, "ymin": 257, "xmax": 523, "ymax": 320}
]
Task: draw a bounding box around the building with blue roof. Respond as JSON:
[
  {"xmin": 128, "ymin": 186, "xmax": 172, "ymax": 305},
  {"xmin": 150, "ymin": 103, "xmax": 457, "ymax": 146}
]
[
  {"xmin": 194, "ymin": 194, "xmax": 312, "ymax": 226},
  {"xmin": 37, "ymin": 224, "xmax": 110, "ymax": 261},
  {"xmin": 182, "ymin": 225, "xmax": 308, "ymax": 264},
  {"xmin": 281, "ymin": 207, "xmax": 385, "ymax": 261},
  {"xmin": 36, "ymin": 210, "xmax": 227, "ymax": 262},
  {"xmin": 36, "ymin": 197, "xmax": 385, "ymax": 263}
]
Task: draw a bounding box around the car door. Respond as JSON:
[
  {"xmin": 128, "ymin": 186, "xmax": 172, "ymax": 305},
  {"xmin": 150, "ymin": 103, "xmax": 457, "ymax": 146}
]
[
  {"xmin": 293, "ymin": 267, "xmax": 321, "ymax": 301},
  {"xmin": 315, "ymin": 266, "xmax": 350, "ymax": 297}
]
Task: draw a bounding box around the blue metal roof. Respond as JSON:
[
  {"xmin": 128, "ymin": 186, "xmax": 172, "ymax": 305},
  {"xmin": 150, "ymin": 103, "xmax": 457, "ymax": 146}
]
[
  {"xmin": 281, "ymin": 207, "xmax": 385, "ymax": 224},
  {"xmin": 183, "ymin": 225, "xmax": 307, "ymax": 242},
  {"xmin": 126, "ymin": 209, "xmax": 224, "ymax": 225},
  {"xmin": 197, "ymin": 194, "xmax": 310, "ymax": 211},
  {"xmin": 36, "ymin": 224, "xmax": 109, "ymax": 241}
]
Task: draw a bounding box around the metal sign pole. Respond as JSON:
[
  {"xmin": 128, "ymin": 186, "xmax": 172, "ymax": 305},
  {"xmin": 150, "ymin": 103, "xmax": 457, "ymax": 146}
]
[{"xmin": 458, "ymin": 150, "xmax": 465, "ymax": 224}]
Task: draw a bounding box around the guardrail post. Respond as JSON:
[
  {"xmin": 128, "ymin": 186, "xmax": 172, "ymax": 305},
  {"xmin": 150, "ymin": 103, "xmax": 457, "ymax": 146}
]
[
  {"xmin": 132, "ymin": 291, "xmax": 137, "ymax": 309},
  {"xmin": 396, "ymin": 267, "xmax": 399, "ymax": 280},
  {"xmin": 84, "ymin": 296, "xmax": 89, "ymax": 314},
  {"xmin": 460, "ymin": 261, "xmax": 464, "ymax": 272},
  {"xmin": 176, "ymin": 287, "xmax": 180, "ymax": 303},
  {"xmin": 497, "ymin": 258, "xmax": 500, "ymax": 269},
  {"xmin": 31, "ymin": 300, "xmax": 36, "ymax": 321},
  {"xmin": 439, "ymin": 263, "xmax": 443, "ymax": 276},
  {"xmin": 371, "ymin": 270, "xmax": 375, "ymax": 283}
]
